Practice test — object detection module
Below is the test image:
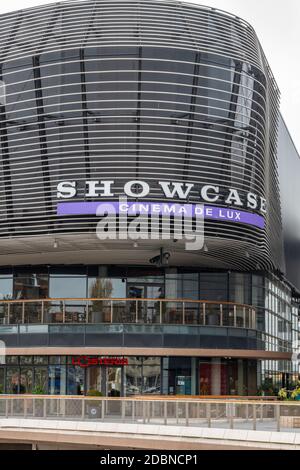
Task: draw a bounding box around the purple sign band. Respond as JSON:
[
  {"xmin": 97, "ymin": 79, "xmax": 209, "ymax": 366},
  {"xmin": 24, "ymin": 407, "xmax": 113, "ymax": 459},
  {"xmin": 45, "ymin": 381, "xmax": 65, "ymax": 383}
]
[{"xmin": 57, "ymin": 201, "xmax": 265, "ymax": 229}]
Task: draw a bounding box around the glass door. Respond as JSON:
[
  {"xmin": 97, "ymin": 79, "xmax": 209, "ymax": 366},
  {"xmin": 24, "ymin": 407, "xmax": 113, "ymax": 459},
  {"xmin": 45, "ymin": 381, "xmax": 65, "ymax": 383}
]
[
  {"xmin": 127, "ymin": 283, "xmax": 163, "ymax": 323},
  {"xmin": 128, "ymin": 285, "xmax": 145, "ymax": 322}
]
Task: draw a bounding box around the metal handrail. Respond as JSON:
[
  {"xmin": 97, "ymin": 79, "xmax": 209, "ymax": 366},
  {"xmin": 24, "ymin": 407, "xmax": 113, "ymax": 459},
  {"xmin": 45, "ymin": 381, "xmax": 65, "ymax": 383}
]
[
  {"xmin": 0, "ymin": 396, "xmax": 298, "ymax": 433},
  {"xmin": 0, "ymin": 297, "xmax": 256, "ymax": 329}
]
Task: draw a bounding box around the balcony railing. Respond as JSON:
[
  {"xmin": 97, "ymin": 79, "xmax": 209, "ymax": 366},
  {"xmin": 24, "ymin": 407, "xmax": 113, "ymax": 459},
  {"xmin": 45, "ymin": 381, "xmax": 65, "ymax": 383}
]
[{"xmin": 0, "ymin": 298, "xmax": 256, "ymax": 329}]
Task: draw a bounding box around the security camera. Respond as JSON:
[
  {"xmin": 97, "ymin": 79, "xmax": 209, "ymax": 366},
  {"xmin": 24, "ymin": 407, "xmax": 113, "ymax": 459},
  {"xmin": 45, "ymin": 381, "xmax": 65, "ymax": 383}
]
[
  {"xmin": 149, "ymin": 250, "xmax": 171, "ymax": 267},
  {"xmin": 149, "ymin": 255, "xmax": 161, "ymax": 265}
]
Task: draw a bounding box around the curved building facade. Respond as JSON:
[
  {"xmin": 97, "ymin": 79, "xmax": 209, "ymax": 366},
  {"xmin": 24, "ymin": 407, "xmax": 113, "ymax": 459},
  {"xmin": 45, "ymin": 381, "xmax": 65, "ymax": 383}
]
[{"xmin": 0, "ymin": 0, "xmax": 298, "ymax": 397}]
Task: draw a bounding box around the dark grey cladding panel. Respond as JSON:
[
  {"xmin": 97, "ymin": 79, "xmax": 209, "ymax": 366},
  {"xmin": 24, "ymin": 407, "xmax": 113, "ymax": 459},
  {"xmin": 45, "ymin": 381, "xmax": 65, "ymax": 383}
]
[
  {"xmin": 18, "ymin": 334, "xmax": 48, "ymax": 347},
  {"xmin": 124, "ymin": 334, "xmax": 162, "ymax": 347},
  {"xmin": 0, "ymin": 0, "xmax": 282, "ymax": 272},
  {"xmin": 199, "ymin": 336, "xmax": 229, "ymax": 348},
  {"xmin": 85, "ymin": 333, "xmax": 123, "ymax": 346},
  {"xmin": 163, "ymin": 334, "xmax": 200, "ymax": 348},
  {"xmin": 0, "ymin": 325, "xmax": 260, "ymax": 349},
  {"xmin": 48, "ymin": 333, "xmax": 84, "ymax": 346},
  {"xmin": 0, "ymin": 335, "xmax": 19, "ymax": 346}
]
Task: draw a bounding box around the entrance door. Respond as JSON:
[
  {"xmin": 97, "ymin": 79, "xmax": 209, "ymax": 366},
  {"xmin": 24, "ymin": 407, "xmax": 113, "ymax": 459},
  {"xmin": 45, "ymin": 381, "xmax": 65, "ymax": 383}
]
[
  {"xmin": 127, "ymin": 283, "xmax": 163, "ymax": 323},
  {"xmin": 86, "ymin": 366, "xmax": 122, "ymax": 397}
]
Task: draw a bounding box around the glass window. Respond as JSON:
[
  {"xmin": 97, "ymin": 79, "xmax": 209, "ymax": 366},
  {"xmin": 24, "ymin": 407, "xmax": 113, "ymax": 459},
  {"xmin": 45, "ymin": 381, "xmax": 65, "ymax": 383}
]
[
  {"xmin": 6, "ymin": 368, "xmax": 19, "ymax": 394},
  {"xmin": 142, "ymin": 365, "xmax": 161, "ymax": 394},
  {"xmin": 48, "ymin": 365, "xmax": 66, "ymax": 395},
  {"xmin": 0, "ymin": 367, "xmax": 4, "ymax": 394},
  {"xmin": 67, "ymin": 366, "xmax": 84, "ymax": 395},
  {"xmin": 13, "ymin": 274, "xmax": 48, "ymax": 299},
  {"xmin": 49, "ymin": 276, "xmax": 86, "ymax": 298},
  {"xmin": 0, "ymin": 276, "xmax": 13, "ymax": 300},
  {"xmin": 20, "ymin": 356, "xmax": 33, "ymax": 365},
  {"xmin": 88, "ymin": 278, "xmax": 125, "ymax": 298},
  {"xmin": 33, "ymin": 356, "xmax": 48, "ymax": 365},
  {"xmin": 34, "ymin": 367, "xmax": 48, "ymax": 394},
  {"xmin": 6, "ymin": 356, "xmax": 18, "ymax": 365},
  {"xmin": 20, "ymin": 367, "xmax": 33, "ymax": 393},
  {"xmin": 49, "ymin": 356, "xmax": 66, "ymax": 364},
  {"xmin": 125, "ymin": 365, "xmax": 142, "ymax": 396}
]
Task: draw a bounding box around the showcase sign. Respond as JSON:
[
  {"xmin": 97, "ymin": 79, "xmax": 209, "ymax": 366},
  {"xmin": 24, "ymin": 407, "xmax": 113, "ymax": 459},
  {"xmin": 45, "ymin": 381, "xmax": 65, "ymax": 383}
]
[
  {"xmin": 57, "ymin": 180, "xmax": 267, "ymax": 214},
  {"xmin": 71, "ymin": 356, "xmax": 128, "ymax": 368},
  {"xmin": 57, "ymin": 200, "xmax": 264, "ymax": 229},
  {"xmin": 56, "ymin": 179, "xmax": 266, "ymax": 230}
]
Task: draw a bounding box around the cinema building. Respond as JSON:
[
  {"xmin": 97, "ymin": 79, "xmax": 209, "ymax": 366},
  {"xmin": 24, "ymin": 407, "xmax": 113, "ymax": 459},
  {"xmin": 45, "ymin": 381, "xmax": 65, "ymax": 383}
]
[{"xmin": 0, "ymin": 0, "xmax": 299, "ymax": 396}]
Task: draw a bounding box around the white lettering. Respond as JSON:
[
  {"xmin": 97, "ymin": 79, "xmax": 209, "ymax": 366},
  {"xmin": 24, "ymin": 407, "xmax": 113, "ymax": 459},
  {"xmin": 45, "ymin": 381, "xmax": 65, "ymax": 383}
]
[
  {"xmin": 200, "ymin": 185, "xmax": 219, "ymax": 203},
  {"xmin": 260, "ymin": 197, "xmax": 267, "ymax": 214},
  {"xmin": 158, "ymin": 181, "xmax": 194, "ymax": 199},
  {"xmin": 57, "ymin": 181, "xmax": 76, "ymax": 199},
  {"xmin": 85, "ymin": 180, "xmax": 114, "ymax": 197},
  {"xmin": 225, "ymin": 189, "xmax": 243, "ymax": 207},
  {"xmin": 247, "ymin": 192, "xmax": 258, "ymax": 210},
  {"xmin": 124, "ymin": 180, "xmax": 150, "ymax": 198}
]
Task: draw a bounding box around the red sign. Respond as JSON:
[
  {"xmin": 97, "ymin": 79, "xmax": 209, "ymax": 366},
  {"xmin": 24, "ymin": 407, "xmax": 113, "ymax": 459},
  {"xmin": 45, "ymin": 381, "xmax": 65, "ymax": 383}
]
[{"xmin": 71, "ymin": 356, "xmax": 128, "ymax": 368}]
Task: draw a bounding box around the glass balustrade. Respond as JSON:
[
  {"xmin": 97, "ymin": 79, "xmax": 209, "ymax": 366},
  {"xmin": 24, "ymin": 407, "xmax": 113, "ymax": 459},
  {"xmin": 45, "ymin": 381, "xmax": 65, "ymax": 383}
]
[{"xmin": 0, "ymin": 298, "xmax": 256, "ymax": 329}]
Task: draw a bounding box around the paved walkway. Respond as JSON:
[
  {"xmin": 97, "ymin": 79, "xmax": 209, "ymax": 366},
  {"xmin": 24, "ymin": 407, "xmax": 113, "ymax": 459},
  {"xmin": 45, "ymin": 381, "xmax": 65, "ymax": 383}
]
[{"xmin": 0, "ymin": 418, "xmax": 300, "ymax": 450}]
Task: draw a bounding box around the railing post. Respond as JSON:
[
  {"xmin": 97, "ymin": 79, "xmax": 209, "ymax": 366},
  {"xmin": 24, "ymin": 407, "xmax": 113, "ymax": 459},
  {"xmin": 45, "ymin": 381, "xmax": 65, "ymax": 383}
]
[
  {"xmin": 86, "ymin": 301, "xmax": 89, "ymax": 324},
  {"xmin": 220, "ymin": 304, "xmax": 223, "ymax": 326},
  {"xmin": 164, "ymin": 401, "xmax": 167, "ymax": 425},
  {"xmin": 159, "ymin": 301, "xmax": 162, "ymax": 324},
  {"xmin": 122, "ymin": 401, "xmax": 125, "ymax": 422},
  {"xmin": 5, "ymin": 399, "xmax": 8, "ymax": 418},
  {"xmin": 136, "ymin": 300, "xmax": 138, "ymax": 323},
  {"xmin": 143, "ymin": 400, "xmax": 146, "ymax": 424},
  {"xmin": 229, "ymin": 404, "xmax": 234, "ymax": 429},
  {"xmin": 253, "ymin": 309, "xmax": 256, "ymax": 329},
  {"xmin": 276, "ymin": 404, "xmax": 280, "ymax": 432},
  {"xmin": 81, "ymin": 399, "xmax": 85, "ymax": 419},
  {"xmin": 110, "ymin": 300, "xmax": 113, "ymax": 323},
  {"xmin": 185, "ymin": 402, "xmax": 189, "ymax": 427},
  {"xmin": 7, "ymin": 303, "xmax": 10, "ymax": 325},
  {"xmin": 62, "ymin": 301, "xmax": 66, "ymax": 323},
  {"xmin": 206, "ymin": 403, "xmax": 211, "ymax": 428},
  {"xmin": 41, "ymin": 301, "xmax": 44, "ymax": 324},
  {"xmin": 233, "ymin": 305, "xmax": 237, "ymax": 327},
  {"xmin": 253, "ymin": 404, "xmax": 256, "ymax": 430},
  {"xmin": 147, "ymin": 401, "xmax": 150, "ymax": 423},
  {"xmin": 101, "ymin": 400, "xmax": 105, "ymax": 420},
  {"xmin": 43, "ymin": 399, "xmax": 47, "ymax": 418},
  {"xmin": 203, "ymin": 303, "xmax": 206, "ymax": 326},
  {"xmin": 22, "ymin": 302, "xmax": 25, "ymax": 324},
  {"xmin": 243, "ymin": 307, "xmax": 246, "ymax": 328},
  {"xmin": 182, "ymin": 302, "xmax": 185, "ymax": 324}
]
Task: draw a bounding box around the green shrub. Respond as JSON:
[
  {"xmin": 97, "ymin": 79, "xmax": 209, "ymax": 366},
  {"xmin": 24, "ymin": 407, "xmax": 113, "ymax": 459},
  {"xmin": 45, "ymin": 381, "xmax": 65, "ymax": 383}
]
[{"xmin": 86, "ymin": 389, "xmax": 103, "ymax": 397}]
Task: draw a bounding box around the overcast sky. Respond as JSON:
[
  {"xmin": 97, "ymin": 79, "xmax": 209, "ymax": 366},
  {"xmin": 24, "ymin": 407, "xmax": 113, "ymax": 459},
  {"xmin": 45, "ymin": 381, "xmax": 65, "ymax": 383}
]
[{"xmin": 1, "ymin": 0, "xmax": 299, "ymax": 152}]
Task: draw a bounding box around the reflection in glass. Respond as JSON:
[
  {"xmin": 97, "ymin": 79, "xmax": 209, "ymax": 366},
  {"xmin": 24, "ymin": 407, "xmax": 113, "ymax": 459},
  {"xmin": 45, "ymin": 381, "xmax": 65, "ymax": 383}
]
[
  {"xmin": 67, "ymin": 366, "xmax": 84, "ymax": 395},
  {"xmin": 125, "ymin": 365, "xmax": 142, "ymax": 395},
  {"xmin": 48, "ymin": 365, "xmax": 66, "ymax": 394},
  {"xmin": 34, "ymin": 367, "xmax": 48, "ymax": 394}
]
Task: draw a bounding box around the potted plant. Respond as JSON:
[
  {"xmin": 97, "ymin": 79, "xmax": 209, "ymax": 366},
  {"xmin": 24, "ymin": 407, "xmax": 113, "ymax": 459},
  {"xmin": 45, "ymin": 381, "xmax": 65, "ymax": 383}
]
[
  {"xmin": 32, "ymin": 385, "xmax": 46, "ymax": 395},
  {"xmin": 291, "ymin": 386, "xmax": 300, "ymax": 401},
  {"xmin": 278, "ymin": 387, "xmax": 288, "ymax": 400}
]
